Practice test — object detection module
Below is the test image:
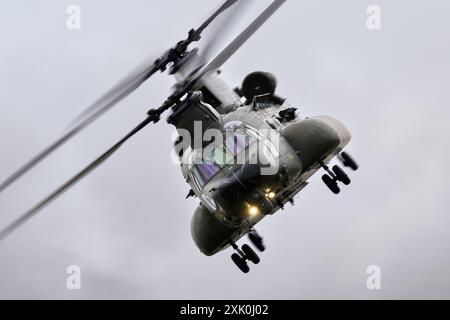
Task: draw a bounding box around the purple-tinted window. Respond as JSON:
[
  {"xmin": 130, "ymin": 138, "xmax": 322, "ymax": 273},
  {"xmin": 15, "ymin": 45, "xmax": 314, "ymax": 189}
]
[{"xmin": 194, "ymin": 162, "xmax": 220, "ymax": 185}]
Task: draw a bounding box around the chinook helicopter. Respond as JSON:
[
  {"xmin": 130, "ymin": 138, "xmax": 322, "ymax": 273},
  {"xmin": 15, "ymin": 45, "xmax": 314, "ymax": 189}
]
[{"xmin": 0, "ymin": 0, "xmax": 358, "ymax": 273}]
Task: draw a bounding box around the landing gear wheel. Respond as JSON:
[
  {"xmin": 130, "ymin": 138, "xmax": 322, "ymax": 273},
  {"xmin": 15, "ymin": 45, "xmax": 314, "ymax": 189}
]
[
  {"xmin": 248, "ymin": 232, "xmax": 266, "ymax": 252},
  {"xmin": 332, "ymin": 165, "xmax": 351, "ymax": 185},
  {"xmin": 231, "ymin": 253, "xmax": 250, "ymax": 273},
  {"xmin": 242, "ymin": 244, "xmax": 260, "ymax": 264},
  {"xmin": 322, "ymin": 174, "xmax": 340, "ymax": 194},
  {"xmin": 340, "ymin": 152, "xmax": 358, "ymax": 171}
]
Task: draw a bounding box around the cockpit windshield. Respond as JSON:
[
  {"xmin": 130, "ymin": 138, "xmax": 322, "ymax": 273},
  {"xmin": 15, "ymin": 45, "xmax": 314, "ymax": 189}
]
[
  {"xmin": 226, "ymin": 130, "xmax": 249, "ymax": 155},
  {"xmin": 191, "ymin": 128, "xmax": 253, "ymax": 188},
  {"xmin": 193, "ymin": 162, "xmax": 220, "ymax": 186}
]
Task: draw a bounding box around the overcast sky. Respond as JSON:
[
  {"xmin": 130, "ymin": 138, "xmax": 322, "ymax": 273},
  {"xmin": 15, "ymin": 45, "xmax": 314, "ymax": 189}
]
[{"xmin": 1, "ymin": 0, "xmax": 450, "ymax": 299}]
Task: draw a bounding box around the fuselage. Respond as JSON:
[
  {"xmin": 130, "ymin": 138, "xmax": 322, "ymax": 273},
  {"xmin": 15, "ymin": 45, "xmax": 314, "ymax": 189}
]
[
  {"xmin": 177, "ymin": 101, "xmax": 351, "ymax": 256},
  {"xmin": 168, "ymin": 53, "xmax": 351, "ymax": 256}
]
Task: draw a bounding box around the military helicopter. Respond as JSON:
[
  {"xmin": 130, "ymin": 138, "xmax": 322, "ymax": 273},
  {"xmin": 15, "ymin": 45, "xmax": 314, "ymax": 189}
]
[{"xmin": 0, "ymin": 0, "xmax": 358, "ymax": 273}]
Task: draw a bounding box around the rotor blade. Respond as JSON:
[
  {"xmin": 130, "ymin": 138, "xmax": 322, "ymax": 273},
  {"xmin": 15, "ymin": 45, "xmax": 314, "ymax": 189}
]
[
  {"xmin": 0, "ymin": 58, "xmax": 160, "ymax": 194},
  {"xmin": 201, "ymin": 0, "xmax": 286, "ymax": 74},
  {"xmin": 194, "ymin": 0, "xmax": 240, "ymax": 37},
  {"xmin": 69, "ymin": 0, "xmax": 242, "ymax": 127},
  {"xmin": 66, "ymin": 55, "xmax": 161, "ymax": 129},
  {"xmin": 66, "ymin": 1, "xmax": 241, "ymax": 128},
  {"xmin": 71, "ymin": 0, "xmax": 246, "ymax": 125},
  {"xmin": 165, "ymin": 0, "xmax": 286, "ymax": 109},
  {"xmin": 200, "ymin": 0, "xmax": 253, "ymax": 60},
  {"xmin": 0, "ymin": 116, "xmax": 156, "ymax": 242}
]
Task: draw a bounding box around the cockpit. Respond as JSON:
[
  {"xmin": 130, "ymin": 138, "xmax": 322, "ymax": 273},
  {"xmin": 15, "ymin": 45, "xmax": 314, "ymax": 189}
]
[
  {"xmin": 191, "ymin": 127, "xmax": 251, "ymax": 188},
  {"xmin": 184, "ymin": 122, "xmax": 280, "ymax": 215}
]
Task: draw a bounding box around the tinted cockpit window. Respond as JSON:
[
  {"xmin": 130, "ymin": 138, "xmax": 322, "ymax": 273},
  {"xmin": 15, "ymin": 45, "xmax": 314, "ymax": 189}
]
[
  {"xmin": 211, "ymin": 145, "xmax": 233, "ymax": 166},
  {"xmin": 193, "ymin": 162, "xmax": 220, "ymax": 186},
  {"xmin": 191, "ymin": 128, "xmax": 255, "ymax": 187}
]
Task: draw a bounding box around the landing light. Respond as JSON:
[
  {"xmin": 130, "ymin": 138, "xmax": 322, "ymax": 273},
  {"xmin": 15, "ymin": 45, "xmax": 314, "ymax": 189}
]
[
  {"xmin": 265, "ymin": 191, "xmax": 276, "ymax": 199},
  {"xmin": 248, "ymin": 206, "xmax": 259, "ymax": 216}
]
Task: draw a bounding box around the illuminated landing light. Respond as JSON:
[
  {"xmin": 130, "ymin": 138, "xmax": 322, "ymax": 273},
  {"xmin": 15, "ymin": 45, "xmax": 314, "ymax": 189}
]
[
  {"xmin": 265, "ymin": 190, "xmax": 276, "ymax": 199},
  {"xmin": 248, "ymin": 206, "xmax": 259, "ymax": 216}
]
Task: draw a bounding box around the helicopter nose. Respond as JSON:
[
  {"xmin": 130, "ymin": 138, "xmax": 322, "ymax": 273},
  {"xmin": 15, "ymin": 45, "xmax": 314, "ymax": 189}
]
[
  {"xmin": 207, "ymin": 164, "xmax": 274, "ymax": 218},
  {"xmin": 210, "ymin": 164, "xmax": 261, "ymax": 203},
  {"xmin": 282, "ymin": 116, "xmax": 351, "ymax": 171}
]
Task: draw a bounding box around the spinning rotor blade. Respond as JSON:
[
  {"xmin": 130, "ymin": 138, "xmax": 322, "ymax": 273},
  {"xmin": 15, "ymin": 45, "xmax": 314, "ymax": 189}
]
[
  {"xmin": 0, "ymin": 0, "xmax": 243, "ymax": 194},
  {"xmin": 177, "ymin": 0, "xmax": 286, "ymax": 90},
  {"xmin": 0, "ymin": 58, "xmax": 161, "ymax": 195},
  {"xmin": 0, "ymin": 114, "xmax": 160, "ymax": 242},
  {"xmin": 66, "ymin": 55, "xmax": 161, "ymax": 129},
  {"xmin": 193, "ymin": 0, "xmax": 240, "ymax": 39},
  {"xmin": 69, "ymin": 0, "xmax": 243, "ymax": 129},
  {"xmin": 200, "ymin": 0, "xmax": 253, "ymax": 60},
  {"xmin": 202, "ymin": 0, "xmax": 287, "ymax": 74}
]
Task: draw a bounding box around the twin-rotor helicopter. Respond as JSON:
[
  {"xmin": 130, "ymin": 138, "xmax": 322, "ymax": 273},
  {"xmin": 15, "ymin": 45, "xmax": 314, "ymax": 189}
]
[{"xmin": 0, "ymin": 0, "xmax": 358, "ymax": 273}]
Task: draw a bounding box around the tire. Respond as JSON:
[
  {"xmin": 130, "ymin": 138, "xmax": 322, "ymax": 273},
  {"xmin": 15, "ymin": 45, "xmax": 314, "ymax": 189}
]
[
  {"xmin": 231, "ymin": 253, "xmax": 250, "ymax": 273},
  {"xmin": 322, "ymin": 174, "xmax": 340, "ymax": 194},
  {"xmin": 248, "ymin": 232, "xmax": 266, "ymax": 252},
  {"xmin": 242, "ymin": 244, "xmax": 260, "ymax": 264},
  {"xmin": 340, "ymin": 152, "xmax": 358, "ymax": 171},
  {"xmin": 332, "ymin": 165, "xmax": 351, "ymax": 185}
]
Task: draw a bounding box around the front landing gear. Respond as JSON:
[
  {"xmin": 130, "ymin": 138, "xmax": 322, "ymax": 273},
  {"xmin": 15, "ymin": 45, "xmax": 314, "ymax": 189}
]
[
  {"xmin": 229, "ymin": 232, "xmax": 264, "ymax": 273},
  {"xmin": 322, "ymin": 173, "xmax": 340, "ymax": 194},
  {"xmin": 231, "ymin": 253, "xmax": 250, "ymax": 273},
  {"xmin": 230, "ymin": 242, "xmax": 258, "ymax": 273},
  {"xmin": 242, "ymin": 244, "xmax": 260, "ymax": 264}
]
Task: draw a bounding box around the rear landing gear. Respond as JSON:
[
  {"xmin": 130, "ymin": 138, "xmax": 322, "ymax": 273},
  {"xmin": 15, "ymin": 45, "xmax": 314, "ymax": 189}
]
[
  {"xmin": 248, "ymin": 230, "xmax": 265, "ymax": 252},
  {"xmin": 321, "ymin": 153, "xmax": 356, "ymax": 194},
  {"xmin": 339, "ymin": 151, "xmax": 358, "ymax": 171}
]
